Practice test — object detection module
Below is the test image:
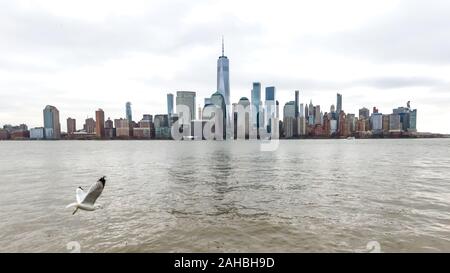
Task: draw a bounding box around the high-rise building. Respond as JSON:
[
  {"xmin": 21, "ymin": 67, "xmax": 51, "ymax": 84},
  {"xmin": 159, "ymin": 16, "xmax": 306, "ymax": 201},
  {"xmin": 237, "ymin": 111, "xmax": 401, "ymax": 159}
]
[
  {"xmin": 382, "ymin": 115, "xmax": 390, "ymax": 134},
  {"xmin": 217, "ymin": 37, "xmax": 230, "ymax": 107},
  {"xmin": 210, "ymin": 91, "xmax": 227, "ymax": 140},
  {"xmin": 346, "ymin": 113, "xmax": 356, "ymax": 133},
  {"xmin": 283, "ymin": 101, "xmax": 296, "ymax": 119},
  {"xmin": 295, "ymin": 90, "xmax": 299, "ymax": 118},
  {"xmin": 167, "ymin": 93, "xmax": 174, "ymax": 115},
  {"xmin": 314, "ymin": 105, "xmax": 321, "ymax": 125},
  {"xmin": 359, "ymin": 107, "xmax": 370, "ymax": 120},
  {"xmin": 95, "ymin": 109, "xmax": 105, "ymax": 138},
  {"xmin": 389, "ymin": 114, "xmax": 401, "ymax": 132},
  {"xmin": 265, "ymin": 86, "xmax": 276, "ymax": 131},
  {"xmin": 176, "ymin": 91, "xmax": 196, "ymax": 123},
  {"xmin": 134, "ymin": 118, "xmax": 152, "ymax": 139},
  {"xmin": 84, "ymin": 118, "xmax": 96, "ymax": 134},
  {"xmin": 43, "ymin": 105, "xmax": 61, "ymax": 139},
  {"xmin": 283, "ymin": 101, "xmax": 296, "ymax": 138},
  {"xmin": 409, "ymin": 109, "xmax": 417, "ymax": 132},
  {"xmin": 371, "ymin": 113, "xmax": 383, "ymax": 134},
  {"xmin": 115, "ymin": 118, "xmax": 130, "ymax": 137},
  {"xmin": 236, "ymin": 97, "xmax": 251, "ymax": 139},
  {"xmin": 217, "ymin": 37, "xmax": 231, "ymax": 138},
  {"xmin": 67, "ymin": 118, "xmax": 76, "ymax": 134},
  {"xmin": 308, "ymin": 100, "xmax": 314, "ymax": 125},
  {"xmin": 154, "ymin": 114, "xmax": 170, "ymax": 139},
  {"xmin": 336, "ymin": 93, "xmax": 343, "ymax": 113},
  {"xmin": 338, "ymin": 111, "xmax": 347, "ymax": 136},
  {"xmin": 251, "ymin": 82, "xmax": 261, "ymax": 128},
  {"xmin": 142, "ymin": 114, "xmax": 153, "ymax": 122},
  {"xmin": 265, "ymin": 86, "xmax": 275, "ymax": 101},
  {"xmin": 104, "ymin": 118, "xmax": 115, "ymax": 139},
  {"xmin": 126, "ymin": 102, "xmax": 132, "ymax": 122}
]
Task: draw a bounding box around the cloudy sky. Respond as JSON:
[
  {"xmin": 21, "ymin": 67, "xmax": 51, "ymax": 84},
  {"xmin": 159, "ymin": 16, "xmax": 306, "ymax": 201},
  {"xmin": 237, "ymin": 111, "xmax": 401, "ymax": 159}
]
[{"xmin": 1, "ymin": 0, "xmax": 450, "ymax": 133}]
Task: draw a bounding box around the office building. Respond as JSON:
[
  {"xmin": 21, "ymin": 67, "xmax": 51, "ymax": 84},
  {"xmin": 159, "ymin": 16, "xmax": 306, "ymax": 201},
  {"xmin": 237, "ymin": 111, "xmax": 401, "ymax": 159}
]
[
  {"xmin": 95, "ymin": 109, "xmax": 105, "ymax": 138},
  {"xmin": 167, "ymin": 93, "xmax": 174, "ymax": 116},
  {"xmin": 176, "ymin": 91, "xmax": 196, "ymax": 123},
  {"xmin": 67, "ymin": 118, "xmax": 76, "ymax": 134},
  {"xmin": 125, "ymin": 102, "xmax": 133, "ymax": 122},
  {"xmin": 43, "ymin": 105, "xmax": 61, "ymax": 139}
]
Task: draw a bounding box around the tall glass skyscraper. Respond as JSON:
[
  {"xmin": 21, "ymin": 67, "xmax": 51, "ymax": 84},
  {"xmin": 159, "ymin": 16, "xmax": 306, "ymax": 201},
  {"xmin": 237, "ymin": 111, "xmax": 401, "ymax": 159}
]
[
  {"xmin": 217, "ymin": 37, "xmax": 231, "ymax": 138},
  {"xmin": 167, "ymin": 93, "xmax": 174, "ymax": 115},
  {"xmin": 43, "ymin": 105, "xmax": 61, "ymax": 139},
  {"xmin": 336, "ymin": 93, "xmax": 342, "ymax": 113},
  {"xmin": 251, "ymin": 82, "xmax": 261, "ymax": 128},
  {"xmin": 217, "ymin": 37, "xmax": 230, "ymax": 106},
  {"xmin": 126, "ymin": 102, "xmax": 132, "ymax": 122},
  {"xmin": 265, "ymin": 86, "xmax": 276, "ymax": 131},
  {"xmin": 265, "ymin": 86, "xmax": 275, "ymax": 101}
]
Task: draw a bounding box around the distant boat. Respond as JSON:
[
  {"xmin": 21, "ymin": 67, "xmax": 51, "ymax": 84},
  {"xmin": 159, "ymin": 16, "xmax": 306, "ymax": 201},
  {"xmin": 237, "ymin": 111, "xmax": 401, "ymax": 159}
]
[{"xmin": 346, "ymin": 137, "xmax": 356, "ymax": 140}]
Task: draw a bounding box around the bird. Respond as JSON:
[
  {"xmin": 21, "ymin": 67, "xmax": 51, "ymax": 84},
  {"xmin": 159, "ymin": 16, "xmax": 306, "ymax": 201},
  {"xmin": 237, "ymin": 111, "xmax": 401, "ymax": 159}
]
[{"xmin": 66, "ymin": 176, "xmax": 106, "ymax": 215}]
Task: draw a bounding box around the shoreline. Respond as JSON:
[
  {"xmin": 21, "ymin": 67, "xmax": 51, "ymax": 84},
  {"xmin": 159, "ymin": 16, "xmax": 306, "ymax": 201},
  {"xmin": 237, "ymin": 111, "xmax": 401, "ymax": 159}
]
[{"xmin": 1, "ymin": 135, "xmax": 449, "ymax": 141}]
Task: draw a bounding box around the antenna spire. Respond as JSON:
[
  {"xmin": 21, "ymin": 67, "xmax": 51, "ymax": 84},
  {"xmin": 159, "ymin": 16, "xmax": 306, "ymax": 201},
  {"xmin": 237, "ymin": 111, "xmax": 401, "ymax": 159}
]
[{"xmin": 222, "ymin": 36, "xmax": 224, "ymax": 56}]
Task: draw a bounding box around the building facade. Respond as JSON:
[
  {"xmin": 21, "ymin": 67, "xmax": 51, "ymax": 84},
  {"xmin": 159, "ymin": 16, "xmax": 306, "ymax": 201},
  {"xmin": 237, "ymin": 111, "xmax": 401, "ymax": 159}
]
[{"xmin": 43, "ymin": 105, "xmax": 61, "ymax": 139}]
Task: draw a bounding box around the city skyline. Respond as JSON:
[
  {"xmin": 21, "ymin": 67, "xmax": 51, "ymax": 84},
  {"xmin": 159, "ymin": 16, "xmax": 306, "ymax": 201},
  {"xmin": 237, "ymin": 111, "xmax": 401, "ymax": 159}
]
[{"xmin": 1, "ymin": 0, "xmax": 450, "ymax": 133}]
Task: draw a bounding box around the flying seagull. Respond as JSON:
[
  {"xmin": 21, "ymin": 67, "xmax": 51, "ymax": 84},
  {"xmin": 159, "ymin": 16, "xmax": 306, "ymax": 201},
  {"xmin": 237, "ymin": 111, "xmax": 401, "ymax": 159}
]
[{"xmin": 66, "ymin": 176, "xmax": 106, "ymax": 215}]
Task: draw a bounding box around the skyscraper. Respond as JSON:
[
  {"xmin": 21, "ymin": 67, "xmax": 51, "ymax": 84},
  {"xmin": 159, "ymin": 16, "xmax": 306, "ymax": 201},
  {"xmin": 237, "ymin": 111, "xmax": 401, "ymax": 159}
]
[
  {"xmin": 236, "ymin": 97, "xmax": 250, "ymax": 139},
  {"xmin": 265, "ymin": 86, "xmax": 276, "ymax": 131},
  {"xmin": 84, "ymin": 118, "xmax": 96, "ymax": 134},
  {"xmin": 251, "ymin": 82, "xmax": 261, "ymax": 128},
  {"xmin": 105, "ymin": 118, "xmax": 115, "ymax": 139},
  {"xmin": 43, "ymin": 105, "xmax": 61, "ymax": 139},
  {"xmin": 217, "ymin": 37, "xmax": 231, "ymax": 138},
  {"xmin": 217, "ymin": 37, "xmax": 230, "ymax": 106},
  {"xmin": 314, "ymin": 105, "xmax": 321, "ymax": 125},
  {"xmin": 308, "ymin": 100, "xmax": 314, "ymax": 125},
  {"xmin": 283, "ymin": 101, "xmax": 295, "ymax": 138},
  {"xmin": 336, "ymin": 93, "xmax": 343, "ymax": 113},
  {"xmin": 115, "ymin": 118, "xmax": 130, "ymax": 137},
  {"xmin": 95, "ymin": 109, "xmax": 105, "ymax": 138},
  {"xmin": 126, "ymin": 102, "xmax": 132, "ymax": 122},
  {"xmin": 167, "ymin": 93, "xmax": 174, "ymax": 115},
  {"xmin": 67, "ymin": 118, "xmax": 76, "ymax": 134},
  {"xmin": 210, "ymin": 91, "xmax": 227, "ymax": 140},
  {"xmin": 265, "ymin": 86, "xmax": 275, "ymax": 101},
  {"xmin": 409, "ymin": 109, "xmax": 417, "ymax": 132},
  {"xmin": 176, "ymin": 91, "xmax": 196, "ymax": 123},
  {"xmin": 359, "ymin": 107, "xmax": 370, "ymax": 120},
  {"xmin": 295, "ymin": 90, "xmax": 299, "ymax": 118}
]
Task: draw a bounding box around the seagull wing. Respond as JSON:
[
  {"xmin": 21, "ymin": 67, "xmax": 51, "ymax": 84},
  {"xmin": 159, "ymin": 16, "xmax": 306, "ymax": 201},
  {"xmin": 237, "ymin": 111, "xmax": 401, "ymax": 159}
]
[
  {"xmin": 76, "ymin": 187, "xmax": 87, "ymax": 203},
  {"xmin": 81, "ymin": 180, "xmax": 105, "ymax": 206}
]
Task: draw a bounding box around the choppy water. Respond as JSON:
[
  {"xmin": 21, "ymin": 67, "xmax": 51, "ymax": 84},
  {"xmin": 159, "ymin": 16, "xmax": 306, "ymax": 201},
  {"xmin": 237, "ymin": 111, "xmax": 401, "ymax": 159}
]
[{"xmin": 0, "ymin": 139, "xmax": 449, "ymax": 252}]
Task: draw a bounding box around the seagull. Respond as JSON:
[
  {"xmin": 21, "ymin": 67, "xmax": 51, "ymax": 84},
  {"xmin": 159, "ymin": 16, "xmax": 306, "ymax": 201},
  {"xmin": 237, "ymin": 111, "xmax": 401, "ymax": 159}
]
[{"xmin": 66, "ymin": 176, "xmax": 106, "ymax": 215}]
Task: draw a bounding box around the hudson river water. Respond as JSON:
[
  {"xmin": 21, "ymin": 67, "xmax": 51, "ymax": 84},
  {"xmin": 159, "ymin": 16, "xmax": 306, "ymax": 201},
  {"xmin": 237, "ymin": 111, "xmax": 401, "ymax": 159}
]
[{"xmin": 0, "ymin": 139, "xmax": 449, "ymax": 252}]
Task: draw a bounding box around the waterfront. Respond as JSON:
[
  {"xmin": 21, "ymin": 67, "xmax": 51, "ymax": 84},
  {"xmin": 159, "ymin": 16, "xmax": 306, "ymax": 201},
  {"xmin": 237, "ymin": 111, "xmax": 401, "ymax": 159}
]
[{"xmin": 0, "ymin": 139, "xmax": 449, "ymax": 252}]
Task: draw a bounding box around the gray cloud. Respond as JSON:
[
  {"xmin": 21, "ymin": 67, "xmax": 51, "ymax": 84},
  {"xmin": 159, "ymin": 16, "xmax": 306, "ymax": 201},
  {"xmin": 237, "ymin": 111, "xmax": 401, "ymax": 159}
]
[
  {"xmin": 1, "ymin": 0, "xmax": 450, "ymax": 133},
  {"xmin": 352, "ymin": 76, "xmax": 446, "ymax": 89},
  {"xmin": 0, "ymin": 1, "xmax": 261, "ymax": 70},
  {"xmin": 301, "ymin": 0, "xmax": 450, "ymax": 65}
]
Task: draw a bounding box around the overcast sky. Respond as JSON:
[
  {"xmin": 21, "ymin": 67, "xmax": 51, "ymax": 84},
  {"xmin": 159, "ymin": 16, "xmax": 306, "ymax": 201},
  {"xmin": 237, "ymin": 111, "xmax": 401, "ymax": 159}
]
[{"xmin": 1, "ymin": 0, "xmax": 450, "ymax": 133}]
